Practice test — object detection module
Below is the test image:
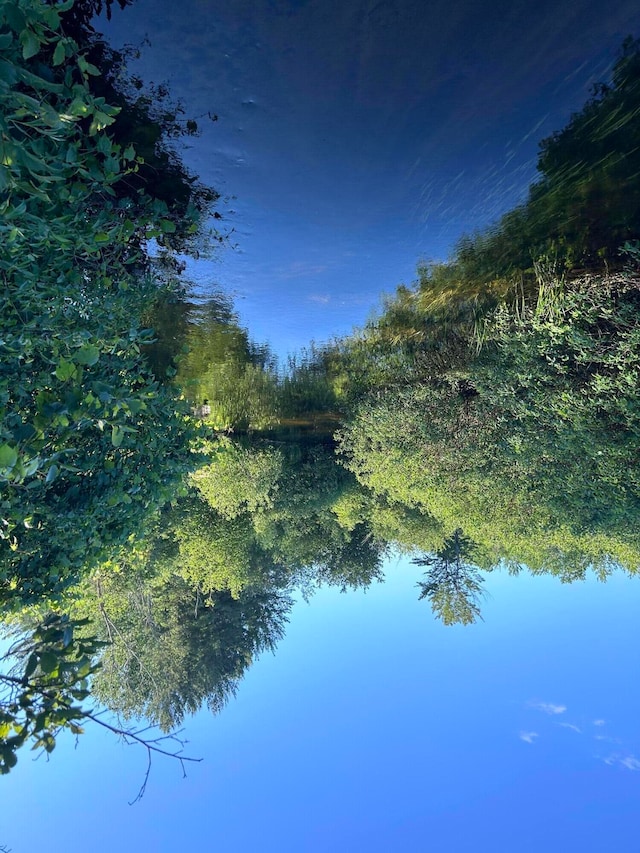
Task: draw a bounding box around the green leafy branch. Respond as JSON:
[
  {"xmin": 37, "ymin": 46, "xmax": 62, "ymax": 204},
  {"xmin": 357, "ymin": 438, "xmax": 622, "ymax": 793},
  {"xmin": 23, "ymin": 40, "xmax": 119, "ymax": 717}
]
[{"xmin": 0, "ymin": 612, "xmax": 201, "ymax": 802}]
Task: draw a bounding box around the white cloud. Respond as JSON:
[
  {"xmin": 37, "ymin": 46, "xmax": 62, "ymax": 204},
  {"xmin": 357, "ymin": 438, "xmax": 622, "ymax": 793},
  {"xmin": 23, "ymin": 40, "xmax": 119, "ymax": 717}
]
[
  {"xmin": 558, "ymin": 722, "xmax": 581, "ymax": 733},
  {"xmin": 603, "ymin": 753, "xmax": 640, "ymax": 771},
  {"xmin": 593, "ymin": 719, "xmax": 606, "ymax": 727},
  {"xmin": 520, "ymin": 731, "xmax": 539, "ymax": 744},
  {"xmin": 308, "ymin": 294, "xmax": 331, "ymax": 304},
  {"xmin": 276, "ymin": 262, "xmax": 328, "ymax": 281},
  {"xmin": 529, "ymin": 701, "xmax": 567, "ymax": 715}
]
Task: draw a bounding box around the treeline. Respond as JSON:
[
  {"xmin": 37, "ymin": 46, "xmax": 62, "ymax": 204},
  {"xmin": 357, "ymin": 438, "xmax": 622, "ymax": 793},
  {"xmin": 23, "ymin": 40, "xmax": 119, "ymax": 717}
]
[
  {"xmin": 441, "ymin": 36, "xmax": 640, "ymax": 290},
  {"xmin": 328, "ymin": 37, "xmax": 640, "ymax": 580},
  {"xmin": 174, "ymin": 294, "xmax": 340, "ymax": 434},
  {"xmin": 0, "ymin": 0, "xmax": 358, "ymax": 772},
  {"xmin": 56, "ymin": 429, "xmax": 488, "ymax": 729}
]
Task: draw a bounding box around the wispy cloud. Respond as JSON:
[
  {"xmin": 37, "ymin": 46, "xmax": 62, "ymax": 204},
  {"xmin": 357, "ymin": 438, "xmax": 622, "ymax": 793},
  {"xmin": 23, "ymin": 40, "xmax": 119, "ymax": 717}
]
[
  {"xmin": 308, "ymin": 294, "xmax": 331, "ymax": 304},
  {"xmin": 604, "ymin": 753, "xmax": 640, "ymax": 771},
  {"xmin": 275, "ymin": 262, "xmax": 328, "ymax": 281},
  {"xmin": 520, "ymin": 731, "xmax": 539, "ymax": 744},
  {"xmin": 593, "ymin": 719, "xmax": 606, "ymax": 727},
  {"xmin": 529, "ymin": 701, "xmax": 567, "ymax": 715},
  {"xmin": 558, "ymin": 722, "xmax": 581, "ymax": 734}
]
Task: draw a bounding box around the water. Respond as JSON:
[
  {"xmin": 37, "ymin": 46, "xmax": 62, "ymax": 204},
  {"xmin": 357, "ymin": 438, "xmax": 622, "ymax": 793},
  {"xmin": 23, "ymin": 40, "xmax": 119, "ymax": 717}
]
[
  {"xmin": 3, "ymin": 1, "xmax": 640, "ymax": 850},
  {"xmin": 101, "ymin": 0, "xmax": 640, "ymax": 358}
]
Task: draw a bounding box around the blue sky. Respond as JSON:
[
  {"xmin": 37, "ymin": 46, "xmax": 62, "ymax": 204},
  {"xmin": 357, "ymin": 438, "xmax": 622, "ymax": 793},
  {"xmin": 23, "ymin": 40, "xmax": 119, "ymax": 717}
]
[
  {"xmin": 101, "ymin": 0, "xmax": 640, "ymax": 357},
  {"xmin": 3, "ymin": 560, "xmax": 640, "ymax": 852}
]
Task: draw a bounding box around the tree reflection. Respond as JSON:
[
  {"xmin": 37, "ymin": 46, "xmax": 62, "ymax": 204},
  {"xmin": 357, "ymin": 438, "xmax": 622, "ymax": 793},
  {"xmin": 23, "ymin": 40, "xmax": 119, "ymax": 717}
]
[
  {"xmin": 414, "ymin": 530, "xmax": 486, "ymax": 626},
  {"xmin": 90, "ymin": 571, "xmax": 291, "ymax": 731}
]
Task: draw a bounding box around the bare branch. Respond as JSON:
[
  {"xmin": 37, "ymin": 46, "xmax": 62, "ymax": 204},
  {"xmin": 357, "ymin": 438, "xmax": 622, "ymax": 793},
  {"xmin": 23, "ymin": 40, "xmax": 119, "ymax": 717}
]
[{"xmin": 80, "ymin": 710, "xmax": 201, "ymax": 804}]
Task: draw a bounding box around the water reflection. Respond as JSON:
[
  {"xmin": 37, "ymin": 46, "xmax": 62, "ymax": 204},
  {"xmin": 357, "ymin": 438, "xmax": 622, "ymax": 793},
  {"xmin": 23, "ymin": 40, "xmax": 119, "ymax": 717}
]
[
  {"xmin": 7, "ymin": 256, "xmax": 640, "ymax": 739},
  {"xmin": 414, "ymin": 529, "xmax": 485, "ymax": 626},
  {"xmin": 57, "ymin": 341, "xmax": 640, "ymax": 729},
  {"xmin": 90, "ymin": 570, "xmax": 291, "ymax": 731},
  {"xmin": 2, "ymin": 0, "xmax": 640, "ymax": 798}
]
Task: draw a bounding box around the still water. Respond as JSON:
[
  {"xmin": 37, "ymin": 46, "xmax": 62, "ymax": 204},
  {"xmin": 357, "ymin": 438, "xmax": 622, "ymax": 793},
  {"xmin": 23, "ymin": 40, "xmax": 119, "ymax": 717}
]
[
  {"xmin": 3, "ymin": 0, "xmax": 640, "ymax": 850},
  {"xmin": 101, "ymin": 0, "xmax": 640, "ymax": 357}
]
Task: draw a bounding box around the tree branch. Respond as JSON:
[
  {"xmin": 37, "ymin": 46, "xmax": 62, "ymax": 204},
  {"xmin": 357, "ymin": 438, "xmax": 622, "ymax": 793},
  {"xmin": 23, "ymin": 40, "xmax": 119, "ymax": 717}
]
[{"xmin": 83, "ymin": 710, "xmax": 201, "ymax": 804}]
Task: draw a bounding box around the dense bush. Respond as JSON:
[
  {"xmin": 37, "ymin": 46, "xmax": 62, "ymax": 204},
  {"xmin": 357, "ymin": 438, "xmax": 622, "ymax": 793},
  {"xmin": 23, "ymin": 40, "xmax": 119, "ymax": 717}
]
[{"xmin": 0, "ymin": 0, "xmax": 206, "ymax": 605}]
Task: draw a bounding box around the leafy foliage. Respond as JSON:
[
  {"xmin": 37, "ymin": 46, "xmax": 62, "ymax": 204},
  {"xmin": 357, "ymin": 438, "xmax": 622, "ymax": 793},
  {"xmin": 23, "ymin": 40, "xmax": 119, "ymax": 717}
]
[
  {"xmin": 0, "ymin": 613, "xmax": 102, "ymax": 773},
  {"xmin": 0, "ymin": 0, "xmax": 209, "ymax": 605},
  {"xmin": 332, "ymin": 41, "xmax": 640, "ymax": 579},
  {"xmin": 191, "ymin": 437, "xmax": 284, "ymax": 519},
  {"xmin": 70, "ymin": 561, "xmax": 292, "ymax": 731},
  {"xmin": 448, "ymin": 36, "xmax": 640, "ymax": 286},
  {"xmin": 3, "ymin": 12, "xmax": 640, "ymax": 787}
]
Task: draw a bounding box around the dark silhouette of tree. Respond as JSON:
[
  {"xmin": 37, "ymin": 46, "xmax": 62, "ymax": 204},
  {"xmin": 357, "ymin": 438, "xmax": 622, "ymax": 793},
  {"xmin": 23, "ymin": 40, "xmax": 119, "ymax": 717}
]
[
  {"xmin": 452, "ymin": 36, "xmax": 640, "ymax": 282},
  {"xmin": 51, "ymin": 0, "xmax": 219, "ymax": 247}
]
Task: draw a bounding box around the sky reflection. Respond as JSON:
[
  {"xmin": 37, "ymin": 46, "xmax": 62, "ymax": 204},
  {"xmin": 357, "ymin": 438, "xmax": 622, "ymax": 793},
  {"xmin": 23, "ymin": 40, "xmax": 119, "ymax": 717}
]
[{"xmin": 101, "ymin": 0, "xmax": 640, "ymax": 356}]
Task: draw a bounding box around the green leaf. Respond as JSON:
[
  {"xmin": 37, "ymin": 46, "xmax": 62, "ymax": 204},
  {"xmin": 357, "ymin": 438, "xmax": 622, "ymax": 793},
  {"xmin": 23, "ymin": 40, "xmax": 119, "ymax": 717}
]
[
  {"xmin": 0, "ymin": 444, "xmax": 18, "ymax": 469},
  {"xmin": 77, "ymin": 55, "xmax": 100, "ymax": 76},
  {"xmin": 96, "ymin": 134, "xmax": 112, "ymax": 156},
  {"xmin": 45, "ymin": 464, "xmax": 59, "ymax": 485},
  {"xmin": 94, "ymin": 232, "xmax": 110, "ymax": 243},
  {"xmin": 2, "ymin": 750, "xmax": 18, "ymax": 770},
  {"xmin": 121, "ymin": 219, "xmax": 135, "ymax": 241},
  {"xmin": 38, "ymin": 652, "xmax": 58, "ymax": 674},
  {"xmin": 111, "ymin": 425, "xmax": 124, "ymax": 447},
  {"xmin": 55, "ymin": 359, "xmax": 76, "ymax": 381},
  {"xmin": 52, "ymin": 40, "xmax": 66, "ymax": 66},
  {"xmin": 65, "ymin": 97, "xmax": 90, "ymax": 118},
  {"xmin": 160, "ymin": 219, "xmax": 177, "ymax": 233},
  {"xmin": 89, "ymin": 112, "xmax": 116, "ymax": 134},
  {"xmin": 20, "ymin": 30, "xmax": 41, "ymax": 61},
  {"xmin": 22, "ymin": 457, "xmax": 39, "ymax": 478},
  {"xmin": 75, "ymin": 345, "xmax": 100, "ymax": 366},
  {"xmin": 4, "ymin": 5, "xmax": 26, "ymax": 32},
  {"xmin": 24, "ymin": 653, "xmax": 38, "ymax": 679}
]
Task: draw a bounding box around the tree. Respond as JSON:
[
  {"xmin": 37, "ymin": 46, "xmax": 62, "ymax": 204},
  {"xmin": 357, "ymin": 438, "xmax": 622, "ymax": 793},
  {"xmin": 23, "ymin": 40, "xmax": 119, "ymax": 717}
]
[
  {"xmin": 0, "ymin": 613, "xmax": 102, "ymax": 773},
  {"xmin": 47, "ymin": 0, "xmax": 218, "ymax": 249},
  {"xmin": 191, "ymin": 437, "xmax": 284, "ymax": 519},
  {"xmin": 452, "ymin": 36, "xmax": 640, "ymax": 281},
  {"xmin": 0, "ymin": 612, "xmax": 200, "ymax": 799},
  {"xmin": 80, "ymin": 570, "xmax": 292, "ymax": 731},
  {"xmin": 415, "ymin": 530, "xmax": 485, "ymax": 626}
]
